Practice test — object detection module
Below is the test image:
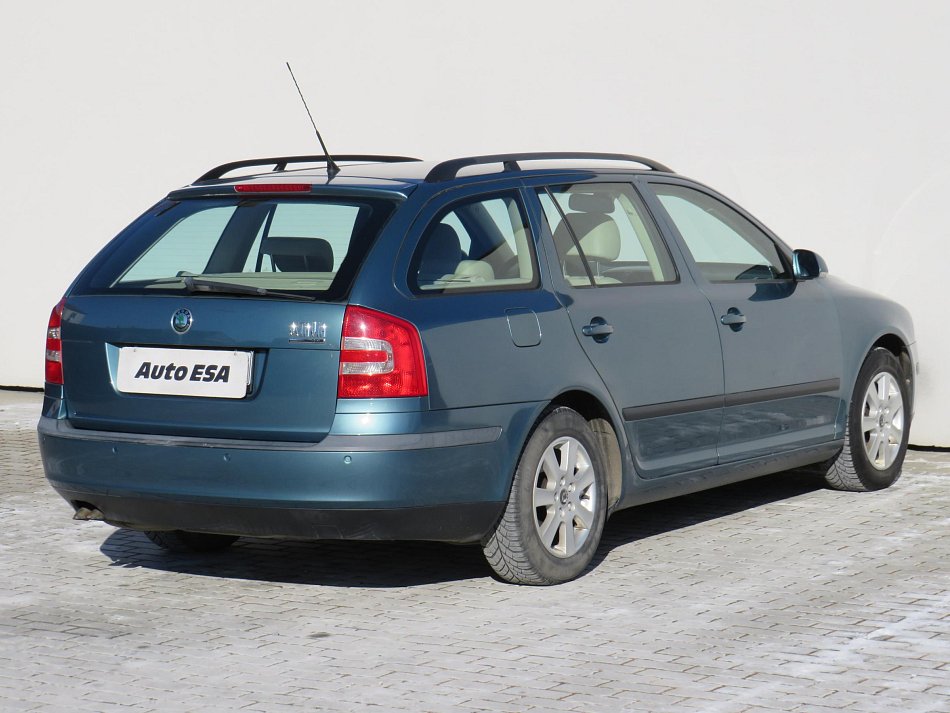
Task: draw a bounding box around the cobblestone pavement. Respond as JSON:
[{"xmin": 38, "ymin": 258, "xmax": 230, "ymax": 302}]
[{"xmin": 1, "ymin": 390, "xmax": 947, "ymax": 712}]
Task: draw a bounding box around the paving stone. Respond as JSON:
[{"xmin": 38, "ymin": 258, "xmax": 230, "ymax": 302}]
[{"xmin": 1, "ymin": 390, "xmax": 948, "ymax": 712}]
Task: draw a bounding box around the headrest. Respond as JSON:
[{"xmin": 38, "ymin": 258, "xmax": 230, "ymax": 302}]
[
  {"xmin": 563, "ymin": 213, "xmax": 621, "ymax": 263},
  {"xmin": 568, "ymin": 192, "xmax": 615, "ymax": 213},
  {"xmin": 452, "ymin": 259, "xmax": 494, "ymax": 282},
  {"xmin": 419, "ymin": 223, "xmax": 464, "ymax": 272},
  {"xmin": 263, "ymin": 237, "xmax": 334, "ymax": 272}
]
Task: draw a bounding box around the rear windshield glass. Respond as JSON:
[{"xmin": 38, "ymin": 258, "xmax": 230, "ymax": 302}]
[{"xmin": 73, "ymin": 196, "xmax": 398, "ymax": 300}]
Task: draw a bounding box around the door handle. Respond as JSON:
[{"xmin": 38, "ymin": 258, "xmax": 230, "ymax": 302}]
[
  {"xmin": 720, "ymin": 308, "xmax": 746, "ymax": 331},
  {"xmin": 582, "ymin": 318, "xmax": 614, "ymax": 343}
]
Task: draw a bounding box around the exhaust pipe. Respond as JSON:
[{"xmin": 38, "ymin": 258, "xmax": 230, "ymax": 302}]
[{"xmin": 72, "ymin": 504, "xmax": 104, "ymax": 521}]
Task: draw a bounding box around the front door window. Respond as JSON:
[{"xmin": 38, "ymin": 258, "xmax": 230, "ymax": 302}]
[{"xmin": 653, "ymin": 184, "xmax": 789, "ymax": 282}]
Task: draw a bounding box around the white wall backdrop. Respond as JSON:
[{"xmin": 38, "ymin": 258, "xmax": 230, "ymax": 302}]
[{"xmin": 2, "ymin": 1, "xmax": 947, "ymax": 444}]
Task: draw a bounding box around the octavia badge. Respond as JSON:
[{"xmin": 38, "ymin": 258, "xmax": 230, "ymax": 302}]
[
  {"xmin": 289, "ymin": 321, "xmax": 326, "ymax": 343},
  {"xmin": 171, "ymin": 308, "xmax": 193, "ymax": 334}
]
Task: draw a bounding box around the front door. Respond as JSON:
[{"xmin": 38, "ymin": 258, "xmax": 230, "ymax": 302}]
[
  {"xmin": 528, "ymin": 179, "xmax": 725, "ymax": 478},
  {"xmin": 645, "ymin": 181, "xmax": 842, "ymax": 463}
]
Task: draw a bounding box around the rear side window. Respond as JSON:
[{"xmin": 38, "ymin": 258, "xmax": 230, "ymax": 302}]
[
  {"xmin": 537, "ymin": 183, "xmax": 676, "ymax": 287},
  {"xmin": 75, "ymin": 197, "xmax": 397, "ymax": 300},
  {"xmin": 410, "ymin": 192, "xmax": 538, "ymax": 294}
]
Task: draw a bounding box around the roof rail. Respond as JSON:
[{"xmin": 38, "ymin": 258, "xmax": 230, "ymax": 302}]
[
  {"xmin": 424, "ymin": 152, "xmax": 673, "ymax": 183},
  {"xmin": 195, "ymin": 154, "xmax": 422, "ymax": 183}
]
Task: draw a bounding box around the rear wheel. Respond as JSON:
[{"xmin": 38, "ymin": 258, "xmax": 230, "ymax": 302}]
[
  {"xmin": 143, "ymin": 530, "xmax": 238, "ymax": 553},
  {"xmin": 482, "ymin": 407, "xmax": 607, "ymax": 585},
  {"xmin": 824, "ymin": 348, "xmax": 910, "ymax": 492}
]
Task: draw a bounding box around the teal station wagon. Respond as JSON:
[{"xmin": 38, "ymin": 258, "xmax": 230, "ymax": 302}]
[{"xmin": 39, "ymin": 153, "xmax": 917, "ymax": 584}]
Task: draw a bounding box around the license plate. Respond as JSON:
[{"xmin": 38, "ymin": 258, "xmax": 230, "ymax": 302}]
[{"xmin": 116, "ymin": 347, "xmax": 252, "ymax": 399}]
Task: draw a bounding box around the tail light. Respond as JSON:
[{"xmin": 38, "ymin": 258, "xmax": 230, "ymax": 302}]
[
  {"xmin": 45, "ymin": 298, "xmax": 66, "ymax": 385},
  {"xmin": 338, "ymin": 306, "xmax": 427, "ymax": 399}
]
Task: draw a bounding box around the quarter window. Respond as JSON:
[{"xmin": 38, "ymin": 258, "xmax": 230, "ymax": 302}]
[
  {"xmin": 653, "ymin": 184, "xmax": 789, "ymax": 282},
  {"xmin": 537, "ymin": 183, "xmax": 676, "ymax": 287},
  {"xmin": 411, "ymin": 192, "xmax": 537, "ymax": 294}
]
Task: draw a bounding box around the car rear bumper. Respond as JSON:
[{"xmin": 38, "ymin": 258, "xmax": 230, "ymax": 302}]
[
  {"xmin": 49, "ymin": 488, "xmax": 502, "ymax": 542},
  {"xmin": 38, "ymin": 416, "xmax": 515, "ymax": 543}
]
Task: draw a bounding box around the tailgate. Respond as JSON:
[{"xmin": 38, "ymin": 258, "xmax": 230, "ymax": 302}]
[{"xmin": 62, "ymin": 294, "xmax": 345, "ymax": 442}]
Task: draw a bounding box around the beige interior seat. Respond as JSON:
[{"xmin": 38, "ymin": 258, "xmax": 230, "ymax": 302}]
[
  {"xmin": 441, "ymin": 259, "xmax": 495, "ymax": 285},
  {"xmin": 417, "ymin": 224, "xmax": 464, "ymax": 284},
  {"xmin": 566, "ymin": 216, "xmax": 621, "ymax": 264},
  {"xmin": 553, "ymin": 211, "xmax": 622, "ymax": 284}
]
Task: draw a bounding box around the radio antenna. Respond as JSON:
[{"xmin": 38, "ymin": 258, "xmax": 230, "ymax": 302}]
[{"xmin": 286, "ymin": 62, "xmax": 340, "ymax": 178}]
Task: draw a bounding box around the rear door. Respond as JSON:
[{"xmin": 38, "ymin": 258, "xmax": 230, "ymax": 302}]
[
  {"xmin": 63, "ymin": 193, "xmax": 398, "ymax": 442},
  {"xmin": 644, "ymin": 180, "xmax": 842, "ymax": 462},
  {"xmin": 527, "ymin": 179, "xmax": 725, "ymax": 478}
]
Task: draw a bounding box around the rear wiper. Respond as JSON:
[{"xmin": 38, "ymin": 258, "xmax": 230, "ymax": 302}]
[{"xmin": 183, "ymin": 276, "xmax": 316, "ymax": 302}]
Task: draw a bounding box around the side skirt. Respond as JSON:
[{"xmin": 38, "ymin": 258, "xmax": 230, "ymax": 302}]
[{"xmin": 615, "ymin": 440, "xmax": 843, "ymax": 510}]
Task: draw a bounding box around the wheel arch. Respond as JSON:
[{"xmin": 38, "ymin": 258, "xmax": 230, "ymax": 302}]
[
  {"xmin": 545, "ymin": 389, "xmax": 625, "ymax": 511},
  {"xmin": 868, "ymin": 333, "xmax": 915, "ymax": 415},
  {"xmin": 827, "ymin": 281, "xmax": 917, "ymax": 421}
]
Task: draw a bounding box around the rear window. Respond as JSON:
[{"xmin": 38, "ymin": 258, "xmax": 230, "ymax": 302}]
[{"xmin": 73, "ymin": 196, "xmax": 398, "ymax": 300}]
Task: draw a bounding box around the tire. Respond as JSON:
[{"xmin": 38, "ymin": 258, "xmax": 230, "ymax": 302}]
[
  {"xmin": 143, "ymin": 530, "xmax": 238, "ymax": 553},
  {"xmin": 824, "ymin": 348, "xmax": 910, "ymax": 492},
  {"xmin": 482, "ymin": 407, "xmax": 607, "ymax": 585}
]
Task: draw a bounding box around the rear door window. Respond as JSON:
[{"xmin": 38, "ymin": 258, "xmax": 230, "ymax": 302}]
[{"xmin": 536, "ymin": 183, "xmax": 677, "ymax": 286}]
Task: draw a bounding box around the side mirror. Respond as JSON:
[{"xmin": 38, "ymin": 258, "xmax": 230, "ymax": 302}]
[{"xmin": 792, "ymin": 249, "xmax": 827, "ymax": 280}]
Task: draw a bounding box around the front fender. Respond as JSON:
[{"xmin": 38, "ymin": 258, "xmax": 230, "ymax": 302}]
[{"xmin": 825, "ymin": 276, "xmax": 917, "ymax": 410}]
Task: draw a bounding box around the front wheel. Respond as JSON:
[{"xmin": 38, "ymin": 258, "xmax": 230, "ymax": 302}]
[
  {"xmin": 482, "ymin": 407, "xmax": 607, "ymax": 585},
  {"xmin": 824, "ymin": 348, "xmax": 910, "ymax": 492}
]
